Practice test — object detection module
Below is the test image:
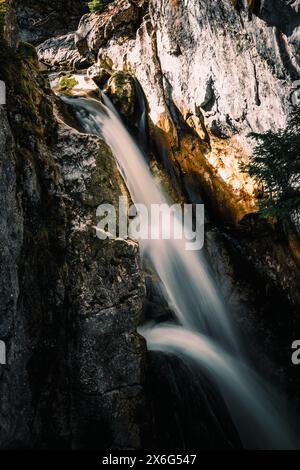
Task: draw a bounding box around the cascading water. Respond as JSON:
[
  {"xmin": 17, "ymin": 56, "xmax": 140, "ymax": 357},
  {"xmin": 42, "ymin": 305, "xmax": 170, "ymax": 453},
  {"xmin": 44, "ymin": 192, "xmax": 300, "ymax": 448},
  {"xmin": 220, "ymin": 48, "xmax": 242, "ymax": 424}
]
[
  {"xmin": 62, "ymin": 94, "xmax": 237, "ymax": 351},
  {"xmin": 59, "ymin": 89, "xmax": 297, "ymax": 449}
]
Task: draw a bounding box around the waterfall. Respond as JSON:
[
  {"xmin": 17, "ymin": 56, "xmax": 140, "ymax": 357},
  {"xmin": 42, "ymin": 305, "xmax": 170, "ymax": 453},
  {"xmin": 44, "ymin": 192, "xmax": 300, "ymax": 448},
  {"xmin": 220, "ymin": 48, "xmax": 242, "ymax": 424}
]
[
  {"xmin": 60, "ymin": 92, "xmax": 297, "ymax": 449},
  {"xmin": 141, "ymin": 324, "xmax": 295, "ymax": 450}
]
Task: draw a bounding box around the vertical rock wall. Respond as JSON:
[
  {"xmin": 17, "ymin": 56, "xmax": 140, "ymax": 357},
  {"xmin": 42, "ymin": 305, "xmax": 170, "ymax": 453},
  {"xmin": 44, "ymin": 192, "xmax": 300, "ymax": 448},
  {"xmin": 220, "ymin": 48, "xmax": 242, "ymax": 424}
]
[{"xmin": 0, "ymin": 7, "xmax": 146, "ymax": 448}]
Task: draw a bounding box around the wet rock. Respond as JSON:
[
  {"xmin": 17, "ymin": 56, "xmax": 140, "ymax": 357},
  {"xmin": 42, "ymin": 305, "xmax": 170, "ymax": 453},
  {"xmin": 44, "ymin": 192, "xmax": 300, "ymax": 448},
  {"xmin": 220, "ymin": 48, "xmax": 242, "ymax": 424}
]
[
  {"xmin": 205, "ymin": 224, "xmax": 300, "ymax": 415},
  {"xmin": 106, "ymin": 71, "xmax": 136, "ymax": 116},
  {"xmin": 54, "ymin": 123, "xmax": 147, "ymax": 449},
  {"xmin": 87, "ymin": 63, "xmax": 112, "ymax": 88},
  {"xmin": 144, "ymin": 352, "xmax": 242, "ymax": 449}
]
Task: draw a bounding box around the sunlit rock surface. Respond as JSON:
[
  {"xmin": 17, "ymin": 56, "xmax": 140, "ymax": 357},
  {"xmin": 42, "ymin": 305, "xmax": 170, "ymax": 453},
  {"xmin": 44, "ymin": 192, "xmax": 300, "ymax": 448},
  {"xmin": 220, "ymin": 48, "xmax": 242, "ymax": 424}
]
[
  {"xmin": 92, "ymin": 0, "xmax": 298, "ymax": 222},
  {"xmin": 39, "ymin": 0, "xmax": 299, "ymax": 223},
  {"xmin": 37, "ymin": 32, "xmax": 93, "ymax": 70},
  {"xmin": 36, "ymin": 0, "xmax": 147, "ymax": 70}
]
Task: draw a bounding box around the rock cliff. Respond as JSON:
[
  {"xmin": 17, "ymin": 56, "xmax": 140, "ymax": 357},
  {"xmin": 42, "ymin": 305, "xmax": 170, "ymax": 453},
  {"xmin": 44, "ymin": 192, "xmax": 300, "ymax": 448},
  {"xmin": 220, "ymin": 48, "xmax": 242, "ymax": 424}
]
[
  {"xmin": 0, "ymin": 3, "xmax": 146, "ymax": 449},
  {"xmin": 35, "ymin": 1, "xmax": 300, "ymax": 224},
  {"xmin": 35, "ymin": 0, "xmax": 300, "ymax": 308},
  {"xmin": 1, "ymin": 0, "xmax": 300, "ymax": 450}
]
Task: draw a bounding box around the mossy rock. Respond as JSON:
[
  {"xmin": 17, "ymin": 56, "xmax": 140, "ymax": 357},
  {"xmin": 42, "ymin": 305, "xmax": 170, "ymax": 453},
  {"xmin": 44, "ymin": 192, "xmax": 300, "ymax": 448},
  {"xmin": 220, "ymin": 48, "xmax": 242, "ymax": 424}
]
[
  {"xmin": 56, "ymin": 75, "xmax": 79, "ymax": 94},
  {"xmin": 98, "ymin": 55, "xmax": 113, "ymax": 71},
  {"xmin": 106, "ymin": 71, "xmax": 136, "ymax": 117},
  {"xmin": 18, "ymin": 41, "xmax": 38, "ymax": 63}
]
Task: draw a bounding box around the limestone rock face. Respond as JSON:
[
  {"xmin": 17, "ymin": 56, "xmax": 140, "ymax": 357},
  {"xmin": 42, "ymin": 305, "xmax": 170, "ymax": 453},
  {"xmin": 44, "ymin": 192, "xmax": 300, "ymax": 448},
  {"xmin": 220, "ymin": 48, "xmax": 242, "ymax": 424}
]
[
  {"xmin": 92, "ymin": 0, "xmax": 300, "ymax": 222},
  {"xmin": 2, "ymin": 0, "xmax": 300, "ymax": 450},
  {"xmin": 256, "ymin": 0, "xmax": 300, "ymax": 37},
  {"xmin": 35, "ymin": 1, "xmax": 300, "ymax": 221},
  {"xmin": 148, "ymin": 0, "xmax": 298, "ymax": 134},
  {"xmin": 37, "ymin": 0, "xmax": 147, "ymax": 69},
  {"xmin": 76, "ymin": 1, "xmax": 143, "ymax": 55},
  {"xmin": 37, "ymin": 33, "xmax": 94, "ymax": 70},
  {"xmin": 0, "ymin": 29, "xmax": 146, "ymax": 449},
  {"xmin": 106, "ymin": 71, "xmax": 136, "ymax": 116},
  {"xmin": 54, "ymin": 123, "xmax": 147, "ymax": 449}
]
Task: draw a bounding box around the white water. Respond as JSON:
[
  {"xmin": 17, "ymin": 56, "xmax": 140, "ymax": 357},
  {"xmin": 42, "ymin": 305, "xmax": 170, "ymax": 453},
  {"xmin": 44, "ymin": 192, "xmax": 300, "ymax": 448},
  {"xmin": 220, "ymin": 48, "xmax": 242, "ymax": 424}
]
[
  {"xmin": 62, "ymin": 94, "xmax": 237, "ymax": 352},
  {"xmin": 142, "ymin": 324, "xmax": 295, "ymax": 449},
  {"xmin": 60, "ymin": 92, "xmax": 297, "ymax": 449}
]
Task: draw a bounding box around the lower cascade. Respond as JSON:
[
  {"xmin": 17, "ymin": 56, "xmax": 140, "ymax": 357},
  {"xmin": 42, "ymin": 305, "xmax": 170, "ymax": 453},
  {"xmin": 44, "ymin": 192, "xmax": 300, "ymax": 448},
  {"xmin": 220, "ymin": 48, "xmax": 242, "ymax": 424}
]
[{"xmin": 60, "ymin": 90, "xmax": 297, "ymax": 450}]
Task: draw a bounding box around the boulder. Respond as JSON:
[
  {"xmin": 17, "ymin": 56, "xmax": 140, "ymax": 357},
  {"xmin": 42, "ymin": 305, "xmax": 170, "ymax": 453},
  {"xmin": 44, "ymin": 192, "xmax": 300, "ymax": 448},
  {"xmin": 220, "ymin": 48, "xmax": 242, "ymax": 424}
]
[
  {"xmin": 76, "ymin": 1, "xmax": 144, "ymax": 55},
  {"xmin": 106, "ymin": 71, "xmax": 136, "ymax": 116},
  {"xmin": 37, "ymin": 33, "xmax": 94, "ymax": 70},
  {"xmin": 87, "ymin": 63, "xmax": 112, "ymax": 88}
]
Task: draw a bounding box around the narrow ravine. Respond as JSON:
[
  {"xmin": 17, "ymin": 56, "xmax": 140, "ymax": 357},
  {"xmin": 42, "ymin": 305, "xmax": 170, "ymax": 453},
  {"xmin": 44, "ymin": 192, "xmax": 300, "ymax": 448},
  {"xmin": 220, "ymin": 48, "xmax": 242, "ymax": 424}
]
[
  {"xmin": 58, "ymin": 88, "xmax": 298, "ymax": 450},
  {"xmin": 1, "ymin": 0, "xmax": 300, "ymax": 452}
]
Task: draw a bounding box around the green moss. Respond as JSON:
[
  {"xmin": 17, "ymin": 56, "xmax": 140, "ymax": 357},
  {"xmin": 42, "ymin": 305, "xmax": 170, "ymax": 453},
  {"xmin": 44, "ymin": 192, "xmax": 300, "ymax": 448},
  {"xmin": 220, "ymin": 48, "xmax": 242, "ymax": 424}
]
[
  {"xmin": 18, "ymin": 41, "xmax": 38, "ymax": 62},
  {"xmin": 99, "ymin": 55, "xmax": 113, "ymax": 71},
  {"xmin": 0, "ymin": 39, "xmax": 57, "ymax": 149},
  {"xmin": 88, "ymin": 0, "xmax": 103, "ymax": 13},
  {"xmin": 110, "ymin": 71, "xmax": 129, "ymax": 88},
  {"xmin": 58, "ymin": 262, "xmax": 69, "ymax": 282},
  {"xmin": 57, "ymin": 75, "xmax": 79, "ymax": 93}
]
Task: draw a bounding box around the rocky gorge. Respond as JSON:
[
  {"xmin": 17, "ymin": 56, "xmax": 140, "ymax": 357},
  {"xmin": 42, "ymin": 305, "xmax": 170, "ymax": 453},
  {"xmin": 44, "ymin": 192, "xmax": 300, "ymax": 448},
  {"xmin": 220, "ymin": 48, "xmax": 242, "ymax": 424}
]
[{"xmin": 0, "ymin": 0, "xmax": 300, "ymax": 450}]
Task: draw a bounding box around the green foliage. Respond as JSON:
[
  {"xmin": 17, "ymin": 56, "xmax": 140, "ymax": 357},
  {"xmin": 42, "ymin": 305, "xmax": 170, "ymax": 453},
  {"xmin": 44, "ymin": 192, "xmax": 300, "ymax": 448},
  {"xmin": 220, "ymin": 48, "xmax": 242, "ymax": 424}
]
[
  {"xmin": 241, "ymin": 109, "xmax": 300, "ymax": 223},
  {"xmin": 58, "ymin": 75, "xmax": 78, "ymax": 92},
  {"xmin": 88, "ymin": 0, "xmax": 103, "ymax": 13}
]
